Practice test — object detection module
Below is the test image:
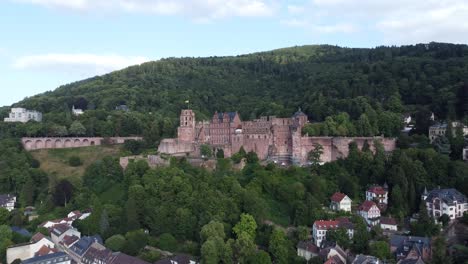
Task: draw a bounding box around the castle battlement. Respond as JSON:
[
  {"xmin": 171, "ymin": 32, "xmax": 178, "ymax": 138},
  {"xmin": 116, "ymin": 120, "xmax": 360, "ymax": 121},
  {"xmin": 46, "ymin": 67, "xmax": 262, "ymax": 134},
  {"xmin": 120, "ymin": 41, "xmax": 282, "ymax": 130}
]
[{"xmin": 158, "ymin": 109, "xmax": 396, "ymax": 165}]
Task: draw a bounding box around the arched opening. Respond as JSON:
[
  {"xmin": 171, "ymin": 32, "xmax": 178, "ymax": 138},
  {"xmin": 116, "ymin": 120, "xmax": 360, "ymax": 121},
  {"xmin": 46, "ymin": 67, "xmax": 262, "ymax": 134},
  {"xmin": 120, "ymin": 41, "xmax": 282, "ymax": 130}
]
[
  {"xmin": 82, "ymin": 139, "xmax": 90, "ymax": 146},
  {"xmin": 45, "ymin": 139, "xmax": 53, "ymax": 148},
  {"xmin": 24, "ymin": 140, "xmax": 33, "ymax": 150},
  {"xmin": 64, "ymin": 139, "xmax": 72, "ymax": 148},
  {"xmin": 90, "ymin": 141, "xmax": 95, "ymax": 146},
  {"xmin": 35, "ymin": 140, "xmax": 44, "ymax": 149},
  {"xmin": 74, "ymin": 139, "xmax": 81, "ymax": 147},
  {"xmin": 55, "ymin": 139, "xmax": 63, "ymax": 148}
]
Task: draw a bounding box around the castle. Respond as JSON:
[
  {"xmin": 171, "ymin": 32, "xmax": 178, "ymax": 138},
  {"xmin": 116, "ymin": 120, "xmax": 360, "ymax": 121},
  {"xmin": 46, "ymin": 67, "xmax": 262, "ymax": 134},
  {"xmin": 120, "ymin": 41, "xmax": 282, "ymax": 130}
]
[{"xmin": 158, "ymin": 109, "xmax": 396, "ymax": 165}]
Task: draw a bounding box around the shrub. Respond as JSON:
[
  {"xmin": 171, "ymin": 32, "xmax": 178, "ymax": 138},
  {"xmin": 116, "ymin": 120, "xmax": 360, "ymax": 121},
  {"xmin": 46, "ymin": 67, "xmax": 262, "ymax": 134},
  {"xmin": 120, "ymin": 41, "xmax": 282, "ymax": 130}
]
[{"xmin": 68, "ymin": 156, "xmax": 82, "ymax": 167}]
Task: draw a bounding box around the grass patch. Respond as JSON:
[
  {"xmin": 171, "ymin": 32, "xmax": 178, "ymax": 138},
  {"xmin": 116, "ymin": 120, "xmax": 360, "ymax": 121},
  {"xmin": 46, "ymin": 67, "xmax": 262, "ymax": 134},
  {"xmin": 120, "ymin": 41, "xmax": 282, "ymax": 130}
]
[
  {"xmin": 264, "ymin": 196, "xmax": 291, "ymax": 227},
  {"xmin": 31, "ymin": 145, "xmax": 122, "ymax": 180}
]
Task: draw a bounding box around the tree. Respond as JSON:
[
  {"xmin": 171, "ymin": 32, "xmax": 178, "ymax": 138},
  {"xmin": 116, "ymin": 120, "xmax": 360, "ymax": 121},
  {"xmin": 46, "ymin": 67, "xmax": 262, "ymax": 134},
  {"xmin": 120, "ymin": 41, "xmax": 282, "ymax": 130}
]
[
  {"xmin": 438, "ymin": 214, "xmax": 450, "ymax": 227},
  {"xmin": 326, "ymin": 227, "xmax": 350, "ymax": 249},
  {"xmin": 158, "ymin": 233, "xmax": 177, "ymax": 251},
  {"xmin": 232, "ymin": 233, "xmax": 256, "ymax": 263},
  {"xmin": 53, "ymin": 180, "xmax": 74, "ymax": 206},
  {"xmin": 68, "ymin": 156, "xmax": 82, "ymax": 167},
  {"xmin": 369, "ymin": 241, "xmax": 391, "ymax": 260},
  {"xmin": 125, "ymin": 197, "xmax": 140, "ymax": 231},
  {"xmin": 249, "ymin": 250, "xmax": 272, "ymax": 264},
  {"xmin": 0, "ymin": 210, "xmax": 9, "ymax": 227},
  {"xmin": 296, "ymin": 225, "xmax": 309, "ymax": 241},
  {"xmin": 216, "ymin": 148, "xmax": 225, "ymax": 159},
  {"xmin": 307, "ymin": 143, "xmax": 324, "ymax": 166},
  {"xmin": 200, "ymin": 220, "xmax": 225, "ymax": 242},
  {"xmin": 432, "ymin": 236, "xmax": 451, "ymax": 264},
  {"xmin": 233, "ymin": 213, "xmax": 257, "ymax": 240},
  {"xmin": 352, "ymin": 218, "xmax": 370, "ymax": 253},
  {"xmin": 21, "ymin": 176, "xmax": 35, "ymax": 206},
  {"xmin": 201, "ymin": 239, "xmax": 221, "ymax": 264},
  {"xmin": 69, "ymin": 121, "xmax": 86, "ymax": 136},
  {"xmin": 268, "ymin": 229, "xmax": 289, "ymax": 264},
  {"xmin": 200, "ymin": 144, "xmax": 213, "ymax": 159},
  {"xmin": 105, "ymin": 234, "xmax": 126, "ymax": 251},
  {"xmin": 99, "ymin": 209, "xmax": 110, "ymax": 236}
]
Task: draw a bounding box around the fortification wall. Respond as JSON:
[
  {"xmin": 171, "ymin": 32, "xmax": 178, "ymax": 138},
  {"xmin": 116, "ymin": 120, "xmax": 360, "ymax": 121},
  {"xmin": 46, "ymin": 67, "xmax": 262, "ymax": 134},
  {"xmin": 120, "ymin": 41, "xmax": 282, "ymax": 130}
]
[{"xmin": 22, "ymin": 136, "xmax": 142, "ymax": 151}]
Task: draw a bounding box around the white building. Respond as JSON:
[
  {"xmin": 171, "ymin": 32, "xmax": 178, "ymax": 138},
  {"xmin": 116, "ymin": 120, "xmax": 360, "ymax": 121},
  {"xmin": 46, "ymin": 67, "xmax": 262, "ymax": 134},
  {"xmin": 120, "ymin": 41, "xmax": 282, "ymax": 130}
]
[
  {"xmin": 51, "ymin": 224, "xmax": 81, "ymax": 245},
  {"xmin": 0, "ymin": 194, "xmax": 16, "ymax": 211},
  {"xmin": 358, "ymin": 200, "xmax": 381, "ymax": 227},
  {"xmin": 296, "ymin": 241, "xmax": 318, "ymax": 261},
  {"xmin": 330, "ymin": 192, "xmax": 352, "ymax": 212},
  {"xmin": 4, "ymin": 108, "xmax": 42, "ymax": 123},
  {"xmin": 72, "ymin": 106, "xmax": 84, "ymax": 116},
  {"xmin": 6, "ymin": 233, "xmax": 55, "ymax": 264},
  {"xmin": 422, "ymin": 188, "xmax": 468, "ymax": 221},
  {"xmin": 366, "ymin": 185, "xmax": 388, "ymax": 205},
  {"xmin": 463, "ymin": 147, "xmax": 468, "ymax": 161},
  {"xmin": 312, "ymin": 218, "xmax": 354, "ymax": 247},
  {"xmin": 380, "ymin": 217, "xmax": 398, "ymax": 231},
  {"xmin": 429, "ymin": 122, "xmax": 468, "ymax": 143}
]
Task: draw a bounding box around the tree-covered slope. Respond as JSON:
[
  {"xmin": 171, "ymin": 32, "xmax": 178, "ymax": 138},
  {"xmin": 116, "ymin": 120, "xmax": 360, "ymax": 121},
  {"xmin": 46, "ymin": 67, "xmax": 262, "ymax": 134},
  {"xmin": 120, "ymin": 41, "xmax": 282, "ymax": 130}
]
[{"xmin": 12, "ymin": 42, "xmax": 468, "ymax": 120}]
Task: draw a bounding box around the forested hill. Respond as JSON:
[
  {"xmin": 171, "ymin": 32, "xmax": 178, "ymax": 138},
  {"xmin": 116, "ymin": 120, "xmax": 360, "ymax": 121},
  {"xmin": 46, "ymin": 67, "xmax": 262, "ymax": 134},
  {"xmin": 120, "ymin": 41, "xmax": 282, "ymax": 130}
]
[{"xmin": 2, "ymin": 42, "xmax": 468, "ymax": 138}]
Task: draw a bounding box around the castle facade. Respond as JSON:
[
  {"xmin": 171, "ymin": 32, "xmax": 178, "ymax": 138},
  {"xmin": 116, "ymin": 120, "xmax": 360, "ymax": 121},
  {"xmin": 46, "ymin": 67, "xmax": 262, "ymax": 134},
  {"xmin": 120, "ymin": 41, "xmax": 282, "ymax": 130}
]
[{"xmin": 158, "ymin": 109, "xmax": 396, "ymax": 165}]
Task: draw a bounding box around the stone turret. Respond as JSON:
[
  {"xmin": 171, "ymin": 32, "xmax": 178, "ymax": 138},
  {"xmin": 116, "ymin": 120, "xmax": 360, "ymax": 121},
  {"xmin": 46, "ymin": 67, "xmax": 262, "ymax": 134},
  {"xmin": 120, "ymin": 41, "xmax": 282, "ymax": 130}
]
[{"xmin": 177, "ymin": 109, "xmax": 196, "ymax": 142}]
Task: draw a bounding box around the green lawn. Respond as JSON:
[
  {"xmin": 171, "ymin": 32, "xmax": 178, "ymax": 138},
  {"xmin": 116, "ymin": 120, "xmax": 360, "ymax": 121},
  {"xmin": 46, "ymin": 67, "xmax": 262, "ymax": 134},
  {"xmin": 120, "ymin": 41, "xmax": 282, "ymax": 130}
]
[{"xmin": 31, "ymin": 145, "xmax": 122, "ymax": 180}]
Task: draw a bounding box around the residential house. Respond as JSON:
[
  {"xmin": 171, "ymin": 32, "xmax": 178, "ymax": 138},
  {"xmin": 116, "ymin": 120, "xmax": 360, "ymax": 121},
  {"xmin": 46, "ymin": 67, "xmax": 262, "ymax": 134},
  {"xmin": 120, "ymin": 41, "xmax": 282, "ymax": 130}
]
[
  {"xmin": 397, "ymin": 257, "xmax": 426, "ymax": 264},
  {"xmin": 330, "ymin": 192, "xmax": 352, "ymax": 212},
  {"xmin": 312, "ymin": 218, "xmax": 354, "ymax": 247},
  {"xmin": 352, "ymin": 254, "xmax": 382, "ymax": 264},
  {"xmin": 22, "ymin": 252, "xmax": 72, "ymax": 264},
  {"xmin": 51, "ymin": 224, "xmax": 81, "ymax": 245},
  {"xmin": 6, "ymin": 233, "xmax": 55, "ymax": 264},
  {"xmin": 422, "ymin": 188, "xmax": 468, "ymax": 221},
  {"xmin": 72, "ymin": 106, "xmax": 84, "ymax": 116},
  {"xmin": 4, "ymin": 108, "xmax": 42, "ymax": 123},
  {"xmin": 0, "ymin": 194, "xmax": 16, "ymax": 211},
  {"xmin": 429, "ymin": 122, "xmax": 468, "ymax": 143},
  {"xmin": 319, "ymin": 243, "xmax": 347, "ymax": 264},
  {"xmin": 390, "ymin": 235, "xmax": 431, "ymax": 262},
  {"xmin": 380, "ymin": 217, "xmax": 398, "ymax": 231},
  {"xmin": 358, "ymin": 200, "xmax": 381, "ymax": 227},
  {"xmin": 81, "ymin": 242, "xmax": 113, "ymax": 264},
  {"xmin": 109, "ymin": 252, "xmax": 152, "ymax": 264},
  {"xmin": 297, "ymin": 240, "xmax": 319, "ymax": 261},
  {"xmin": 67, "ymin": 235, "xmax": 103, "ymax": 263},
  {"xmin": 366, "ymin": 185, "xmax": 388, "ymax": 208}
]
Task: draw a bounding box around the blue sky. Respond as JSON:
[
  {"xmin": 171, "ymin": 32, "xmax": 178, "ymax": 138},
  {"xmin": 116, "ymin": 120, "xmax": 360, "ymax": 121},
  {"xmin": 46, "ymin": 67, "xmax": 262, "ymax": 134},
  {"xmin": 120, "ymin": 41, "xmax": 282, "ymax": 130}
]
[{"xmin": 1, "ymin": 0, "xmax": 468, "ymax": 106}]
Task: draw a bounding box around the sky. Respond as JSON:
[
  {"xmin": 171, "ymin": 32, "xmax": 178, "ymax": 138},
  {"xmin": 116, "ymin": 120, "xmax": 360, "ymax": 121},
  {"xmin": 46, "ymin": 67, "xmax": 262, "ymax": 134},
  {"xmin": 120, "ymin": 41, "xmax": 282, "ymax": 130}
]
[{"xmin": 1, "ymin": 0, "xmax": 468, "ymax": 106}]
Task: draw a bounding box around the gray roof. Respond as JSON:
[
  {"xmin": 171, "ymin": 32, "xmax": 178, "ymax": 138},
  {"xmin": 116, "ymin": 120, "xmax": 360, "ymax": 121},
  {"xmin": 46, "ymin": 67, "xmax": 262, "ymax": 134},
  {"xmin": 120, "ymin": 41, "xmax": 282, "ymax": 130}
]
[
  {"xmin": 22, "ymin": 252, "xmax": 70, "ymax": 264},
  {"xmin": 424, "ymin": 188, "xmax": 467, "ymax": 205},
  {"xmin": 390, "ymin": 235, "xmax": 430, "ymax": 259},
  {"xmin": 352, "ymin": 254, "xmax": 381, "ymax": 264},
  {"xmin": 216, "ymin": 112, "xmax": 238, "ymax": 122},
  {"xmin": 69, "ymin": 235, "xmax": 102, "ymax": 256},
  {"xmin": 0, "ymin": 194, "xmax": 15, "ymax": 206}
]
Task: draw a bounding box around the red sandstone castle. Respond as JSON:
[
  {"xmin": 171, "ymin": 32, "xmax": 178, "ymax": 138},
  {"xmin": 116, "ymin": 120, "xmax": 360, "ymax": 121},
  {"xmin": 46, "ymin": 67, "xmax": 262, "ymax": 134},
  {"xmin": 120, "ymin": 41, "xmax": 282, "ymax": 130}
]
[{"xmin": 158, "ymin": 109, "xmax": 396, "ymax": 165}]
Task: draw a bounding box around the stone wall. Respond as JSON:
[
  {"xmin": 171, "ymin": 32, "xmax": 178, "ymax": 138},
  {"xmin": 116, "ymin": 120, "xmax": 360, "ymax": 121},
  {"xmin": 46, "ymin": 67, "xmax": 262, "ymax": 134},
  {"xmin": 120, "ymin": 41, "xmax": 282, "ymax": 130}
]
[{"xmin": 22, "ymin": 137, "xmax": 142, "ymax": 151}]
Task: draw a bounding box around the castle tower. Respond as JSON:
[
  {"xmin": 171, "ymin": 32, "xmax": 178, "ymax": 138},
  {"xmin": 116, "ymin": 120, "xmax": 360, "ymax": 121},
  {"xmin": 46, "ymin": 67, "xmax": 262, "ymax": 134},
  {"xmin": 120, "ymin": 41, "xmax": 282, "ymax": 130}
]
[{"xmin": 177, "ymin": 109, "xmax": 196, "ymax": 142}]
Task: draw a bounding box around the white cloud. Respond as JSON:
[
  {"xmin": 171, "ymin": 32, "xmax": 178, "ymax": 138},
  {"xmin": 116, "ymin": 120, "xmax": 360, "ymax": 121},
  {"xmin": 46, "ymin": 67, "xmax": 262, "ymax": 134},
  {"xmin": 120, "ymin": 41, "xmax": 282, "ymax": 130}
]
[
  {"xmin": 13, "ymin": 0, "xmax": 276, "ymax": 20},
  {"xmin": 282, "ymin": 0, "xmax": 468, "ymax": 44},
  {"xmin": 281, "ymin": 19, "xmax": 357, "ymax": 34},
  {"xmin": 287, "ymin": 5, "xmax": 304, "ymax": 14},
  {"xmin": 13, "ymin": 53, "xmax": 149, "ymax": 76}
]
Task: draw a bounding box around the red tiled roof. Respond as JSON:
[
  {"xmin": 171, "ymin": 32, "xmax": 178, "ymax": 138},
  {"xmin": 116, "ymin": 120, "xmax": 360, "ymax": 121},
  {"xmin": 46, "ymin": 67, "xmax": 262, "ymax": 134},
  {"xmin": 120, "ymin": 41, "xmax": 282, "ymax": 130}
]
[
  {"xmin": 35, "ymin": 245, "xmax": 57, "ymax": 256},
  {"xmin": 314, "ymin": 220, "xmax": 339, "ymax": 230},
  {"xmin": 367, "ymin": 186, "xmax": 387, "ymax": 195},
  {"xmin": 359, "ymin": 200, "xmax": 378, "ymax": 212},
  {"xmin": 297, "ymin": 241, "xmax": 319, "ymax": 253},
  {"xmin": 380, "ymin": 216, "xmax": 397, "ymax": 226},
  {"xmin": 330, "ymin": 192, "xmax": 347, "ymax": 202},
  {"xmin": 61, "ymin": 235, "xmax": 79, "ymax": 247},
  {"xmin": 31, "ymin": 232, "xmax": 45, "ymax": 243}
]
